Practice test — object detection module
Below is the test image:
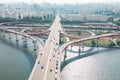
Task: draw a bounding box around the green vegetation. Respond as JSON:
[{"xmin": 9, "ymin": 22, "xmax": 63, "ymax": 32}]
[
  {"xmin": 60, "ymin": 37, "xmax": 67, "ymax": 45},
  {"xmin": 83, "ymin": 38, "xmax": 116, "ymax": 47},
  {"xmin": 95, "ymin": 31, "xmax": 102, "ymax": 35}
]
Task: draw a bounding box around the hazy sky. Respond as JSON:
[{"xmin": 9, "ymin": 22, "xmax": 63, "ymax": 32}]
[{"xmin": 0, "ymin": 0, "xmax": 119, "ymax": 4}]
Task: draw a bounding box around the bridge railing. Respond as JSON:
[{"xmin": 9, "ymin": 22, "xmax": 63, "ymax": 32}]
[
  {"xmin": 60, "ymin": 31, "xmax": 120, "ymax": 54},
  {"xmin": 0, "ymin": 28, "xmax": 44, "ymax": 58}
]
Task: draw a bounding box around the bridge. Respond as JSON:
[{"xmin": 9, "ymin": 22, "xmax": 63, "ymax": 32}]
[
  {"xmin": 0, "ymin": 14, "xmax": 120, "ymax": 80},
  {"xmin": 29, "ymin": 14, "xmax": 62, "ymax": 80},
  {"xmin": 29, "ymin": 14, "xmax": 120, "ymax": 80},
  {"xmin": 60, "ymin": 31, "xmax": 120, "ymax": 53}
]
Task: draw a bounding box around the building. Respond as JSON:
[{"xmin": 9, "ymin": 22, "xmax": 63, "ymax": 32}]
[
  {"xmin": 0, "ymin": 10, "xmax": 53, "ymax": 20},
  {"xmin": 61, "ymin": 14, "xmax": 109, "ymax": 22}
]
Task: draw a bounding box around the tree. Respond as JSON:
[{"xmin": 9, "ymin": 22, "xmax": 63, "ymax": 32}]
[{"xmin": 91, "ymin": 40, "xmax": 96, "ymax": 47}]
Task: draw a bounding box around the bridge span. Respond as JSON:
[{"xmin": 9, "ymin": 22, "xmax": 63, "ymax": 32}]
[
  {"xmin": 29, "ymin": 14, "xmax": 120, "ymax": 80},
  {"xmin": 0, "ymin": 14, "xmax": 120, "ymax": 80},
  {"xmin": 60, "ymin": 31, "xmax": 120, "ymax": 54},
  {"xmin": 0, "ymin": 27, "xmax": 44, "ymax": 53},
  {"xmin": 29, "ymin": 14, "xmax": 62, "ymax": 80}
]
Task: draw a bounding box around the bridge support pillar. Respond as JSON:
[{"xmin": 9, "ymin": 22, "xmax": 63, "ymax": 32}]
[
  {"xmin": 64, "ymin": 49, "xmax": 67, "ymax": 61},
  {"xmin": 0, "ymin": 30, "xmax": 2, "ymax": 36},
  {"xmin": 80, "ymin": 42, "xmax": 84, "ymax": 52},
  {"xmin": 71, "ymin": 45, "xmax": 72, "ymax": 50},
  {"xmin": 82, "ymin": 45, "xmax": 84, "ymax": 52},
  {"xmin": 32, "ymin": 40, "xmax": 35, "ymax": 43},
  {"xmin": 8, "ymin": 33, "xmax": 11, "ymax": 40},
  {"xmin": 59, "ymin": 35, "xmax": 61, "ymax": 44},
  {"xmin": 96, "ymin": 38, "xmax": 99, "ymax": 48},
  {"xmin": 33, "ymin": 41, "xmax": 37, "ymax": 50},
  {"xmin": 23, "ymin": 37, "xmax": 27, "ymax": 45},
  {"xmin": 2, "ymin": 31, "xmax": 6, "ymax": 39},
  {"xmin": 15, "ymin": 34, "xmax": 18, "ymax": 41},
  {"xmin": 22, "ymin": 35, "xmax": 24, "ymax": 40},
  {"xmin": 78, "ymin": 46, "xmax": 81, "ymax": 56}
]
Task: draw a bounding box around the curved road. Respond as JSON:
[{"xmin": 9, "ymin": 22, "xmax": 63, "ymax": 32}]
[{"xmin": 60, "ymin": 31, "xmax": 120, "ymax": 53}]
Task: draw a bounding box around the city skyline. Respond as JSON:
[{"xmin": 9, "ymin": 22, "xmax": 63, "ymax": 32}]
[{"xmin": 0, "ymin": 0, "xmax": 120, "ymax": 4}]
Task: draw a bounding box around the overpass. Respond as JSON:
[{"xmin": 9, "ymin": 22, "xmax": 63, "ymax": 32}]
[
  {"xmin": 0, "ymin": 14, "xmax": 120, "ymax": 80},
  {"xmin": 60, "ymin": 31, "xmax": 120, "ymax": 54},
  {"xmin": 29, "ymin": 14, "xmax": 62, "ymax": 80},
  {"xmin": 29, "ymin": 14, "xmax": 120, "ymax": 80},
  {"xmin": 0, "ymin": 27, "xmax": 44, "ymax": 53}
]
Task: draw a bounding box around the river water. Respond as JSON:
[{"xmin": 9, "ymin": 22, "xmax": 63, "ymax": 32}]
[
  {"xmin": 61, "ymin": 46, "xmax": 120, "ymax": 80},
  {"xmin": 0, "ymin": 33, "xmax": 36, "ymax": 80},
  {"xmin": 0, "ymin": 32, "xmax": 120, "ymax": 80}
]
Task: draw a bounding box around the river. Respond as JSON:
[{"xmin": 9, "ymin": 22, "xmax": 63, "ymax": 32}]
[
  {"xmin": 0, "ymin": 33, "xmax": 36, "ymax": 80},
  {"xmin": 61, "ymin": 46, "xmax": 120, "ymax": 80},
  {"xmin": 0, "ymin": 33, "xmax": 120, "ymax": 80}
]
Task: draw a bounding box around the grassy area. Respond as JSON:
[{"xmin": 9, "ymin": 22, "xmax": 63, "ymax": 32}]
[
  {"xmin": 67, "ymin": 31, "xmax": 91, "ymax": 38},
  {"xmin": 83, "ymin": 38, "xmax": 116, "ymax": 47},
  {"xmin": 94, "ymin": 30, "xmax": 114, "ymax": 35}
]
